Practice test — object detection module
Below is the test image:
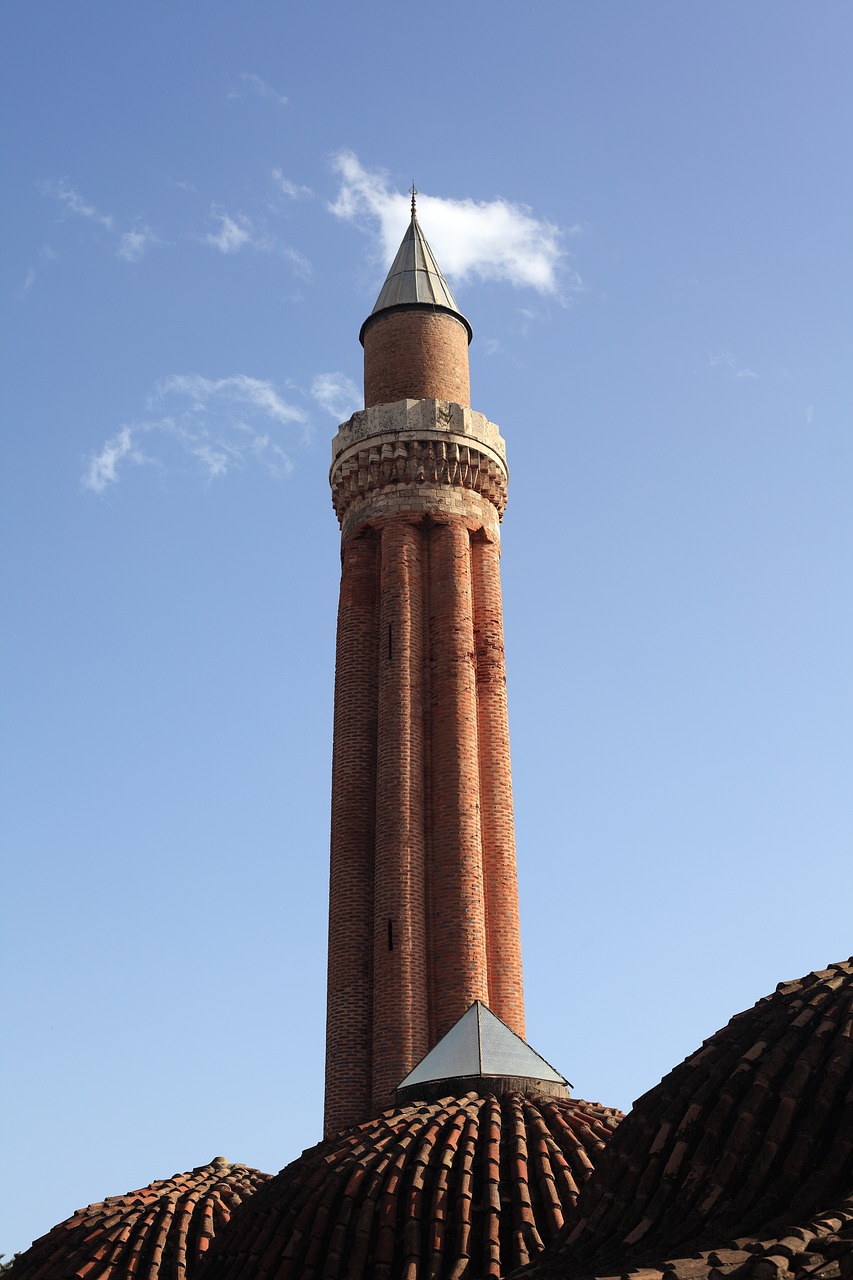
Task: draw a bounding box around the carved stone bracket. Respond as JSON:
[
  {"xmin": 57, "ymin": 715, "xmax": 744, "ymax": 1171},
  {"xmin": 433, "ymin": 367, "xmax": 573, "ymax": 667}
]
[{"xmin": 330, "ymin": 400, "xmax": 509, "ymax": 527}]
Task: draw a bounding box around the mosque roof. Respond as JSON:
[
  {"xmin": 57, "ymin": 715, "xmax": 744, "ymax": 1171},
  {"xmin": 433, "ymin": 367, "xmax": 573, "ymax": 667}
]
[
  {"xmin": 517, "ymin": 957, "xmax": 853, "ymax": 1280},
  {"xmin": 7, "ymin": 1158, "xmax": 270, "ymax": 1280},
  {"xmin": 14, "ymin": 959, "xmax": 853, "ymax": 1280},
  {"xmin": 202, "ymin": 1091, "xmax": 622, "ymax": 1280},
  {"xmin": 360, "ymin": 200, "xmax": 472, "ymax": 344}
]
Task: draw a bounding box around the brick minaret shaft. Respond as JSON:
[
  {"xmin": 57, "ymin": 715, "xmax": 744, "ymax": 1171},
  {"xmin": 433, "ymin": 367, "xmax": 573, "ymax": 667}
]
[{"xmin": 325, "ymin": 208, "xmax": 524, "ymax": 1137}]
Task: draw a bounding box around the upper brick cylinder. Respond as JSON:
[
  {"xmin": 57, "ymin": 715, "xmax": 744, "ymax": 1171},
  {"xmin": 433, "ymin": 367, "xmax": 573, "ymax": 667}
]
[
  {"xmin": 363, "ymin": 309, "xmax": 470, "ymax": 408},
  {"xmin": 360, "ymin": 204, "xmax": 472, "ymax": 409}
]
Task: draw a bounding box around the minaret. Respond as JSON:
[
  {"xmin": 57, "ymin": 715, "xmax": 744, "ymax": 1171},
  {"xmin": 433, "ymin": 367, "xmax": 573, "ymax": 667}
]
[{"xmin": 325, "ymin": 195, "xmax": 524, "ymax": 1136}]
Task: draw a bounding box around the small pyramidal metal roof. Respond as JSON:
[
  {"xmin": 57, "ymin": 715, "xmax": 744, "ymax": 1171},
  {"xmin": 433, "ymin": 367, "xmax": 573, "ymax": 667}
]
[
  {"xmin": 360, "ymin": 186, "xmax": 472, "ymax": 344},
  {"xmin": 398, "ymin": 1001, "xmax": 568, "ymax": 1092}
]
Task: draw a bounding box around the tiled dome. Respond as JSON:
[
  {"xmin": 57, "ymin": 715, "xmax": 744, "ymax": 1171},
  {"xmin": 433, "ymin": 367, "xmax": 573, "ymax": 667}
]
[
  {"xmin": 518, "ymin": 959, "xmax": 853, "ymax": 1279},
  {"xmin": 203, "ymin": 1091, "xmax": 622, "ymax": 1280},
  {"xmin": 7, "ymin": 1158, "xmax": 270, "ymax": 1280}
]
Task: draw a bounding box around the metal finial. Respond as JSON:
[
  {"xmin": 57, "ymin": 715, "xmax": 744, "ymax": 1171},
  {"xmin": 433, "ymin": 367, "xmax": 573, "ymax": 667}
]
[{"xmin": 410, "ymin": 182, "xmax": 417, "ymax": 219}]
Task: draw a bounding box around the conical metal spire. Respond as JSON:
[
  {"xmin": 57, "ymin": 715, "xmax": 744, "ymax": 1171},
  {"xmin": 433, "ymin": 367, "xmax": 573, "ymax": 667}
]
[{"xmin": 359, "ymin": 195, "xmax": 472, "ymax": 344}]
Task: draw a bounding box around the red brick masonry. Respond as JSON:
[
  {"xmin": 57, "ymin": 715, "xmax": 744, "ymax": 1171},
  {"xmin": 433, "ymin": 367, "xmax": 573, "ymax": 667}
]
[
  {"xmin": 325, "ymin": 511, "xmax": 524, "ymax": 1135},
  {"xmin": 363, "ymin": 310, "xmax": 471, "ymax": 409},
  {"xmin": 327, "ymin": 273, "xmax": 523, "ymax": 1138}
]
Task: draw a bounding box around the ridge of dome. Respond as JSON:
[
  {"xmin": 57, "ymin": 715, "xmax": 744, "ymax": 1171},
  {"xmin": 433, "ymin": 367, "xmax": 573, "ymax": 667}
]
[
  {"xmin": 202, "ymin": 1091, "xmax": 622, "ymax": 1280},
  {"xmin": 519, "ymin": 957, "xmax": 853, "ymax": 1278},
  {"xmin": 7, "ymin": 1158, "xmax": 271, "ymax": 1280}
]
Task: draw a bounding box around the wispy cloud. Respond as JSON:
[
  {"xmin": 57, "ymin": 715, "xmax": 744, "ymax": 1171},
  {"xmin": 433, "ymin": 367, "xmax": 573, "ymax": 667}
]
[
  {"xmin": 282, "ymin": 245, "xmax": 312, "ymax": 277},
  {"xmin": 199, "ymin": 208, "xmax": 311, "ymax": 273},
  {"xmin": 82, "ymin": 426, "xmax": 149, "ymax": 493},
  {"xmin": 165, "ymin": 176, "xmax": 198, "ymax": 194},
  {"xmin": 17, "ymin": 245, "xmax": 58, "ymax": 299},
  {"xmin": 41, "ymin": 179, "xmax": 161, "ymax": 262},
  {"xmin": 202, "ymin": 211, "xmax": 256, "ymax": 253},
  {"xmin": 311, "ymin": 372, "xmax": 360, "ymax": 420},
  {"xmin": 806, "ymin": 405, "xmax": 814, "ymax": 425},
  {"xmin": 329, "ymin": 151, "xmax": 571, "ymax": 296},
  {"xmin": 155, "ymin": 374, "xmax": 307, "ymax": 426},
  {"xmin": 41, "ymin": 178, "xmax": 114, "ymax": 230},
  {"xmin": 117, "ymin": 226, "xmax": 160, "ymax": 262},
  {"xmin": 82, "ymin": 374, "xmax": 309, "ymax": 494},
  {"xmin": 272, "ymin": 169, "xmax": 313, "ymax": 200},
  {"xmin": 229, "ymin": 72, "xmax": 289, "ymax": 107},
  {"xmin": 701, "ymin": 351, "xmax": 758, "ymax": 379}
]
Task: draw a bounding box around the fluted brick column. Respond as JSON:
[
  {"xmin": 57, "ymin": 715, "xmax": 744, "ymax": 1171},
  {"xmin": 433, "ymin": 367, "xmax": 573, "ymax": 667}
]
[
  {"xmin": 325, "ymin": 529, "xmax": 379, "ymax": 1136},
  {"xmin": 325, "ymin": 212, "xmax": 527, "ymax": 1136},
  {"xmin": 472, "ymin": 532, "xmax": 525, "ymax": 1039},
  {"xmin": 427, "ymin": 519, "xmax": 490, "ymax": 1040},
  {"xmin": 371, "ymin": 520, "xmax": 430, "ymax": 1114}
]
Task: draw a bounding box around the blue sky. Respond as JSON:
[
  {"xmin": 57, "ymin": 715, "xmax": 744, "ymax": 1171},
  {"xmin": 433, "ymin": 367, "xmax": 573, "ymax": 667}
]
[{"xmin": 3, "ymin": 1, "xmax": 851, "ymax": 1257}]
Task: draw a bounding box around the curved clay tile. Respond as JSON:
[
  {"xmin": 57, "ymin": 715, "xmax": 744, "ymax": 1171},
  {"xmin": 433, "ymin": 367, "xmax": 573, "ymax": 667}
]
[
  {"xmin": 514, "ymin": 1202, "xmax": 853, "ymax": 1280},
  {"xmin": 520, "ymin": 958, "xmax": 853, "ymax": 1279},
  {"xmin": 202, "ymin": 1092, "xmax": 622, "ymax": 1280},
  {"xmin": 8, "ymin": 1158, "xmax": 270, "ymax": 1280}
]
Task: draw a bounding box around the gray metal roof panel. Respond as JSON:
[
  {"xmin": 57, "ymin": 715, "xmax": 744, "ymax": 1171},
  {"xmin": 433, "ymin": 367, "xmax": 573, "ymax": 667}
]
[
  {"xmin": 398, "ymin": 1001, "xmax": 568, "ymax": 1091},
  {"xmin": 369, "ymin": 214, "xmax": 467, "ymax": 323}
]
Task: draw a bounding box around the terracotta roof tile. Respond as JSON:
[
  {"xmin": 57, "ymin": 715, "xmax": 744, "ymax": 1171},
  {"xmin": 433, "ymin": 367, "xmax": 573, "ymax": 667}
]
[
  {"xmin": 515, "ymin": 959, "xmax": 853, "ymax": 1280},
  {"xmin": 7, "ymin": 1159, "xmax": 270, "ymax": 1280},
  {"xmin": 201, "ymin": 1092, "xmax": 621, "ymax": 1280},
  {"xmin": 515, "ymin": 1200, "xmax": 853, "ymax": 1280}
]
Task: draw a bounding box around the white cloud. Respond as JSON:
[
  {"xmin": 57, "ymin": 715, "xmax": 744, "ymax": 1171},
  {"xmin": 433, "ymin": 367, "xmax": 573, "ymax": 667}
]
[
  {"xmin": 199, "ymin": 209, "xmax": 310, "ymax": 272},
  {"xmin": 165, "ymin": 176, "xmax": 198, "ymax": 193},
  {"xmin": 272, "ymin": 169, "xmax": 313, "ymax": 200},
  {"xmin": 311, "ymin": 372, "xmax": 361, "ymax": 420},
  {"xmin": 282, "ymin": 245, "xmax": 312, "ymax": 277},
  {"xmin": 329, "ymin": 152, "xmax": 569, "ymax": 295},
  {"xmin": 702, "ymin": 351, "xmax": 758, "ymax": 380},
  {"xmin": 82, "ymin": 426, "xmax": 148, "ymax": 493},
  {"xmin": 17, "ymin": 246, "xmax": 59, "ymax": 299},
  {"xmin": 42, "ymin": 180, "xmax": 162, "ymax": 265},
  {"xmin": 154, "ymin": 374, "xmax": 308, "ymax": 426},
  {"xmin": 230, "ymin": 72, "xmax": 289, "ymax": 107},
  {"xmin": 117, "ymin": 226, "xmax": 159, "ymax": 262},
  {"xmin": 83, "ymin": 374, "xmax": 308, "ymax": 494},
  {"xmin": 41, "ymin": 178, "xmax": 114, "ymax": 229},
  {"xmin": 806, "ymin": 405, "xmax": 814, "ymax": 425},
  {"xmin": 187, "ymin": 441, "xmax": 230, "ymax": 479},
  {"xmin": 202, "ymin": 211, "xmax": 255, "ymax": 253}
]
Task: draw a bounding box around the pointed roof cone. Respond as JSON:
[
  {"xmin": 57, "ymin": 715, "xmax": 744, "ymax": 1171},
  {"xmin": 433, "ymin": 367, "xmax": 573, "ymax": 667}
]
[
  {"xmin": 359, "ymin": 199, "xmax": 472, "ymax": 345},
  {"xmin": 396, "ymin": 1001, "xmax": 570, "ymax": 1104}
]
